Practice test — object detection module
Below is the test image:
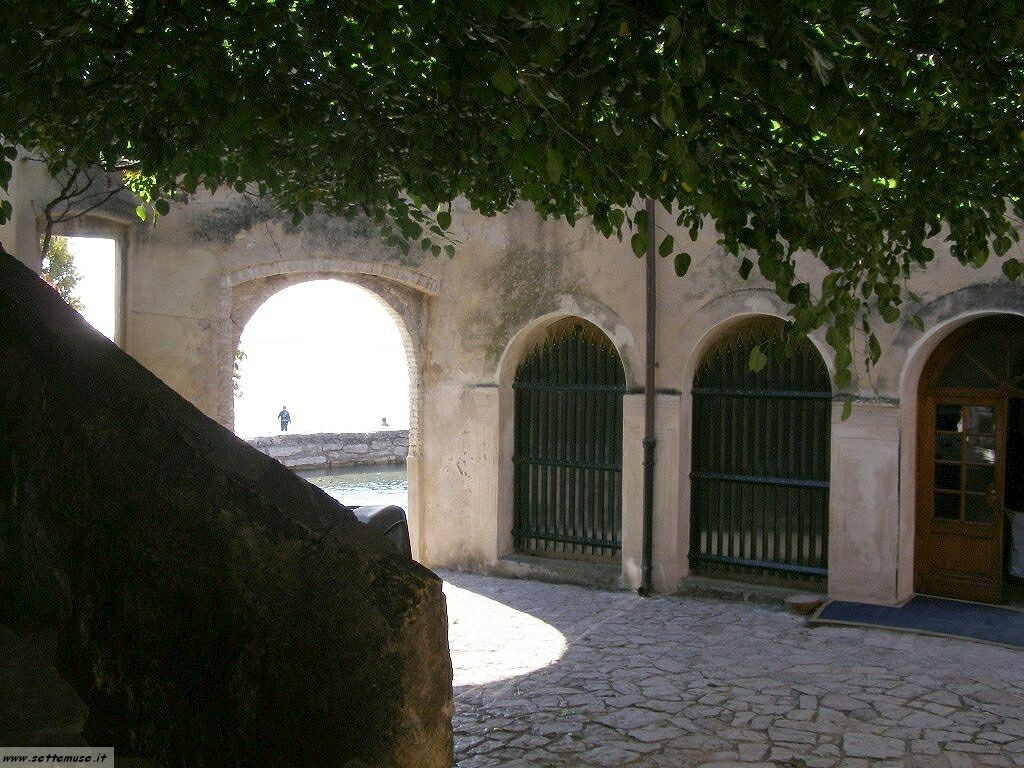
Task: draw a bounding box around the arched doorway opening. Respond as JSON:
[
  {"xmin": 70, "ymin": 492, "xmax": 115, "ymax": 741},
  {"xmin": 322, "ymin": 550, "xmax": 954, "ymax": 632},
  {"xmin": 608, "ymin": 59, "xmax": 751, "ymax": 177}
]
[
  {"xmin": 234, "ymin": 279, "xmax": 413, "ymax": 510},
  {"xmin": 689, "ymin": 316, "xmax": 832, "ymax": 584},
  {"xmin": 512, "ymin": 318, "xmax": 626, "ymax": 561},
  {"xmin": 915, "ymin": 315, "xmax": 1024, "ymax": 604}
]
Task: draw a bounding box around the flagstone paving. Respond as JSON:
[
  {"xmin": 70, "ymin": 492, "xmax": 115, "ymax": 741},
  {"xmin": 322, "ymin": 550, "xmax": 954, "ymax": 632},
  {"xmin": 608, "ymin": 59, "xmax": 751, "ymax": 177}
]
[{"xmin": 441, "ymin": 570, "xmax": 1024, "ymax": 768}]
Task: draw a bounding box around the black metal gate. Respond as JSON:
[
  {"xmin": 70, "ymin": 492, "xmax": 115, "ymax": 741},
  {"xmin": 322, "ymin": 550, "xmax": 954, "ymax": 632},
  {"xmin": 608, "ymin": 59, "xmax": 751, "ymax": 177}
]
[
  {"xmin": 690, "ymin": 318, "xmax": 832, "ymax": 581},
  {"xmin": 513, "ymin": 321, "xmax": 626, "ymax": 559}
]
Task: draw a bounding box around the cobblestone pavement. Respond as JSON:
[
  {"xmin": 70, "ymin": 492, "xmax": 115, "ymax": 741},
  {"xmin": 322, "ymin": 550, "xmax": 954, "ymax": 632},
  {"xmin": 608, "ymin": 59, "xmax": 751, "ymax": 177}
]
[{"xmin": 442, "ymin": 570, "xmax": 1024, "ymax": 768}]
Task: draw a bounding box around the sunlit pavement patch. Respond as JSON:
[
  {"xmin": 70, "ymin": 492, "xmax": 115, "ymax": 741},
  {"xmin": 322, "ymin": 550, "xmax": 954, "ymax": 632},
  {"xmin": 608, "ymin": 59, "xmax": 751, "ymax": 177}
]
[{"xmin": 442, "ymin": 570, "xmax": 1024, "ymax": 768}]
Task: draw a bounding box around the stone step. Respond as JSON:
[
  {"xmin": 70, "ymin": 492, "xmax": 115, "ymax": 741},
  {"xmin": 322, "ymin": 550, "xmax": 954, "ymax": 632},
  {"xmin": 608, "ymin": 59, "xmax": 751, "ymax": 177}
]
[{"xmin": 492, "ymin": 554, "xmax": 624, "ymax": 590}]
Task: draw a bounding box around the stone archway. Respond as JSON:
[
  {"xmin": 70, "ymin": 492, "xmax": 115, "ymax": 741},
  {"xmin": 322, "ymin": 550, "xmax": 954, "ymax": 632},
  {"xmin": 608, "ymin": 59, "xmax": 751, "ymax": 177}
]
[
  {"xmin": 216, "ymin": 258, "xmax": 440, "ymax": 559},
  {"xmin": 892, "ymin": 284, "xmax": 1024, "ymax": 602},
  {"xmin": 910, "ymin": 315, "xmax": 1024, "ymax": 603},
  {"xmin": 687, "ymin": 314, "xmax": 833, "ymax": 585},
  {"xmin": 216, "ymin": 258, "xmax": 438, "ymax": 441}
]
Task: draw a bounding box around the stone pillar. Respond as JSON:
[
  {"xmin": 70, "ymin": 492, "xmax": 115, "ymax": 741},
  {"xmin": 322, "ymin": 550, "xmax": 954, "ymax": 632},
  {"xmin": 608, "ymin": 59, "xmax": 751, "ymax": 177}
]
[
  {"xmin": 651, "ymin": 394, "xmax": 684, "ymax": 593},
  {"xmin": 621, "ymin": 394, "xmax": 644, "ymax": 589},
  {"xmin": 467, "ymin": 386, "xmax": 504, "ymax": 565},
  {"xmin": 406, "ymin": 451, "xmax": 424, "ymax": 562},
  {"xmin": 623, "ymin": 394, "xmax": 685, "ymax": 593},
  {"xmin": 828, "ymin": 401, "xmax": 902, "ymax": 604}
]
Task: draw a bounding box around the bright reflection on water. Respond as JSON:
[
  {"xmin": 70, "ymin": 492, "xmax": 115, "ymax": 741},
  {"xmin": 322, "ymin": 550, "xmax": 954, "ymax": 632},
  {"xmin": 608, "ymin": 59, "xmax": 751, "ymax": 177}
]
[{"xmin": 298, "ymin": 464, "xmax": 408, "ymax": 509}]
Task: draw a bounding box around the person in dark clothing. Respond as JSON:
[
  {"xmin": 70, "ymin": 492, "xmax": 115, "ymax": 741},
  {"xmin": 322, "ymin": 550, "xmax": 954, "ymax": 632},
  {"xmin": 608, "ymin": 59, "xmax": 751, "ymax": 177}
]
[{"xmin": 278, "ymin": 405, "xmax": 291, "ymax": 432}]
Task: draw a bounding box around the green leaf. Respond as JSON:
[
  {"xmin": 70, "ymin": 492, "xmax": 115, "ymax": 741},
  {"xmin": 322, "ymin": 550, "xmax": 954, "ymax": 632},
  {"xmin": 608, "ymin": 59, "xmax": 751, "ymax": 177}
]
[
  {"xmin": 437, "ymin": 210, "xmax": 452, "ymax": 229},
  {"xmin": 135, "ymin": 205, "xmax": 147, "ymax": 222},
  {"xmin": 545, "ymin": 147, "xmax": 563, "ymax": 184},
  {"xmin": 868, "ymin": 333, "xmax": 881, "ymax": 364},
  {"xmin": 738, "ymin": 257, "xmax": 753, "ymax": 280},
  {"xmin": 1003, "ymin": 258, "xmax": 1022, "ymax": 281},
  {"xmin": 658, "ymin": 234, "xmax": 674, "ymax": 258},
  {"xmin": 491, "ymin": 67, "xmax": 518, "ymax": 95},
  {"xmin": 154, "ymin": 199, "xmax": 170, "ymax": 216},
  {"xmin": 659, "ymin": 101, "xmax": 676, "ymax": 129},
  {"xmin": 748, "ymin": 345, "xmax": 768, "ymax": 373},
  {"xmin": 674, "ymin": 251, "xmax": 691, "ymax": 277},
  {"xmin": 631, "ymin": 232, "xmax": 646, "ymax": 258},
  {"xmin": 841, "ymin": 398, "xmax": 853, "ymax": 420}
]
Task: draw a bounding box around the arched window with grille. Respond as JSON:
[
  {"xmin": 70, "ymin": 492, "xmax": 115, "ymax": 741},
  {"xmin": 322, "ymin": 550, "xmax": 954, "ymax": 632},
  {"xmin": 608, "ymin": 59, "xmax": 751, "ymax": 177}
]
[
  {"xmin": 690, "ymin": 317, "xmax": 832, "ymax": 582},
  {"xmin": 513, "ymin": 319, "xmax": 626, "ymax": 561}
]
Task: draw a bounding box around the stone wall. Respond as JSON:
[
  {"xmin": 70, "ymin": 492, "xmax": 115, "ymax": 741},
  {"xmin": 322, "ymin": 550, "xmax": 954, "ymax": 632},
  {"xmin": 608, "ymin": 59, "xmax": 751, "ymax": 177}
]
[
  {"xmin": 0, "ymin": 251, "xmax": 452, "ymax": 767},
  {"xmin": 248, "ymin": 429, "xmax": 409, "ymax": 470},
  {"xmin": 7, "ymin": 166, "xmax": 1024, "ymax": 605}
]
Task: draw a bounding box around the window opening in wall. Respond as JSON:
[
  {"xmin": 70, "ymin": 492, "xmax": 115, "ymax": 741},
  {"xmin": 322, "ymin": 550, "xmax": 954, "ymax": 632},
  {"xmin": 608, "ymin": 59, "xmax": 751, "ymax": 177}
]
[
  {"xmin": 234, "ymin": 279, "xmax": 410, "ymax": 509},
  {"xmin": 42, "ymin": 235, "xmax": 117, "ymax": 341}
]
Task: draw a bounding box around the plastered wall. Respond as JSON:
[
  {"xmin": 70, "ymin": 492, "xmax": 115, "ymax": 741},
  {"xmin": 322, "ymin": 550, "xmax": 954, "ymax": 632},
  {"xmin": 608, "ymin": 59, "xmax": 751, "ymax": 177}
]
[{"xmin": 9, "ymin": 172, "xmax": 1024, "ymax": 603}]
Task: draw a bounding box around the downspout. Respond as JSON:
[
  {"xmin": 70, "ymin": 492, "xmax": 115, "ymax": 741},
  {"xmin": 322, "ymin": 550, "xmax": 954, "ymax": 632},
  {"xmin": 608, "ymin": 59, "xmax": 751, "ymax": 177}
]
[{"xmin": 639, "ymin": 197, "xmax": 657, "ymax": 595}]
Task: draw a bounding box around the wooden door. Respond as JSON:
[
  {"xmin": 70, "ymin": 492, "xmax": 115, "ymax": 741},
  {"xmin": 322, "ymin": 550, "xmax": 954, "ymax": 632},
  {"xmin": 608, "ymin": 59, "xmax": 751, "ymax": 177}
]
[{"xmin": 917, "ymin": 396, "xmax": 1006, "ymax": 602}]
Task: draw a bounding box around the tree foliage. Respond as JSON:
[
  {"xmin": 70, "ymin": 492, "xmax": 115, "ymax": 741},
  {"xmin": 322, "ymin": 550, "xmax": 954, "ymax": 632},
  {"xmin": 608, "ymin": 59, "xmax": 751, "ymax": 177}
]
[
  {"xmin": 1, "ymin": 1, "xmax": 1023, "ymax": 385},
  {"xmin": 40, "ymin": 235, "xmax": 83, "ymax": 311}
]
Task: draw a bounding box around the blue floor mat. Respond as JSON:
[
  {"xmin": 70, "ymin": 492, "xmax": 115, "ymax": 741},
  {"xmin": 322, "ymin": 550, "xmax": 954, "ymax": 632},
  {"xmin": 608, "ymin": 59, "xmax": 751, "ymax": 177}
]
[{"xmin": 810, "ymin": 595, "xmax": 1024, "ymax": 649}]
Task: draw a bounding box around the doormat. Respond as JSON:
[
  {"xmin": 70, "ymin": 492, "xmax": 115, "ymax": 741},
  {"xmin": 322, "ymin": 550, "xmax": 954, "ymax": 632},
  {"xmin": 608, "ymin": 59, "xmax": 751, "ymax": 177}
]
[{"xmin": 809, "ymin": 595, "xmax": 1024, "ymax": 650}]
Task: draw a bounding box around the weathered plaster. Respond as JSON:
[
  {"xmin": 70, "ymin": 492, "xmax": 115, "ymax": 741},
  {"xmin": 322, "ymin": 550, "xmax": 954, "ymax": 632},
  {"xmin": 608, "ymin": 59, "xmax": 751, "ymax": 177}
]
[{"xmin": 7, "ymin": 168, "xmax": 1024, "ymax": 603}]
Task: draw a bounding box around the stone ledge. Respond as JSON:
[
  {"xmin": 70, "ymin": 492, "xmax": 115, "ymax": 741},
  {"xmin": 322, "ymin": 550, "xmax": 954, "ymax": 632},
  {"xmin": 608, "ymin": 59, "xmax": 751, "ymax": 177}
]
[
  {"xmin": 490, "ymin": 554, "xmax": 624, "ymax": 590},
  {"xmin": 674, "ymin": 575, "xmax": 825, "ymax": 606},
  {"xmin": 248, "ymin": 429, "xmax": 408, "ymax": 470}
]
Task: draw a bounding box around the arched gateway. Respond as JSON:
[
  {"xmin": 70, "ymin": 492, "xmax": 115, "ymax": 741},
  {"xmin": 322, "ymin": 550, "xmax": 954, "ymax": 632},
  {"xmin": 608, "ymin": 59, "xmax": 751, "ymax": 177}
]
[
  {"xmin": 512, "ymin": 319, "xmax": 626, "ymax": 560},
  {"xmin": 915, "ymin": 315, "xmax": 1024, "ymax": 603},
  {"xmin": 689, "ymin": 317, "xmax": 832, "ymax": 583}
]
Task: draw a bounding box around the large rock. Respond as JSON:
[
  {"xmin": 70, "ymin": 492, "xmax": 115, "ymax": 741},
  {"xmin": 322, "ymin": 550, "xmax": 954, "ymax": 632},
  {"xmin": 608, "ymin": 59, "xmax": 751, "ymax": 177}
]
[{"xmin": 0, "ymin": 250, "xmax": 452, "ymax": 766}]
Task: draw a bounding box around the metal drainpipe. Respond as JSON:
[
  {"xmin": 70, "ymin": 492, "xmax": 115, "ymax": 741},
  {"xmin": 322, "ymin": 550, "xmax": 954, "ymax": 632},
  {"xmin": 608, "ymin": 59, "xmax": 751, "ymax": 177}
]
[{"xmin": 639, "ymin": 197, "xmax": 657, "ymax": 596}]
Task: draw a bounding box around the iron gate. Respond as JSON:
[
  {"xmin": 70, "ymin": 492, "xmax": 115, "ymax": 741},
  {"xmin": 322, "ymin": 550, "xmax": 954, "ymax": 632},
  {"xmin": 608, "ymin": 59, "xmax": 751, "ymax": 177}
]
[
  {"xmin": 690, "ymin": 319, "xmax": 832, "ymax": 580},
  {"xmin": 513, "ymin": 322, "xmax": 626, "ymax": 559}
]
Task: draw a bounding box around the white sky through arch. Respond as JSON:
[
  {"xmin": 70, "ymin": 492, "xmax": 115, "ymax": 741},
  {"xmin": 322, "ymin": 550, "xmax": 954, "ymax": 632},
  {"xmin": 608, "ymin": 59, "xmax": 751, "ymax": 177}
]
[{"xmin": 233, "ymin": 280, "xmax": 410, "ymax": 438}]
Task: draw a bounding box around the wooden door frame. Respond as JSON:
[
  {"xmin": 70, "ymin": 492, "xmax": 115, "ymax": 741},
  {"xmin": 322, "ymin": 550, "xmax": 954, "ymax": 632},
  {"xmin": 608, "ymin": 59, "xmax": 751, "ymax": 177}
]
[{"xmin": 914, "ymin": 318, "xmax": 1024, "ymax": 602}]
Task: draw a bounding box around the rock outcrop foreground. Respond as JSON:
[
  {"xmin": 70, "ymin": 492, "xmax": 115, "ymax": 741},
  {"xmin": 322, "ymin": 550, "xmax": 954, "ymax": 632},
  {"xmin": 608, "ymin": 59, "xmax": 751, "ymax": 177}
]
[{"xmin": 0, "ymin": 250, "xmax": 452, "ymax": 767}]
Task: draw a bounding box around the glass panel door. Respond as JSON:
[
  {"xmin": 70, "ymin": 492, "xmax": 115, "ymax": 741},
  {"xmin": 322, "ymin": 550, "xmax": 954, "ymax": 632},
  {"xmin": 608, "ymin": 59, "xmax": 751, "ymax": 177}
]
[{"xmin": 932, "ymin": 403, "xmax": 1000, "ymax": 524}]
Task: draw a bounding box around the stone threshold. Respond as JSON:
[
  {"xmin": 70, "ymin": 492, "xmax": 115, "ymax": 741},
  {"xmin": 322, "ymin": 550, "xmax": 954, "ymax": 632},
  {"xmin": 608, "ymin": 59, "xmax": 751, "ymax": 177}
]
[
  {"xmin": 674, "ymin": 574, "xmax": 826, "ymax": 606},
  {"xmin": 490, "ymin": 554, "xmax": 624, "ymax": 590}
]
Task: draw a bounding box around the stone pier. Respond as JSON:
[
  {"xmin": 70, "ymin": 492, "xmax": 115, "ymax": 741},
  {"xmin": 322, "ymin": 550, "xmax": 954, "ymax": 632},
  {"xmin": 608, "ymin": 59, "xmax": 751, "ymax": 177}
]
[{"xmin": 248, "ymin": 429, "xmax": 409, "ymax": 470}]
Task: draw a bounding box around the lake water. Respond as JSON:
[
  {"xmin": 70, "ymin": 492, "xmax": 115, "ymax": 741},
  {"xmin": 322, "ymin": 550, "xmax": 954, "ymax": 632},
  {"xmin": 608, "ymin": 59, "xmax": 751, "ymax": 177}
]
[{"xmin": 298, "ymin": 464, "xmax": 408, "ymax": 509}]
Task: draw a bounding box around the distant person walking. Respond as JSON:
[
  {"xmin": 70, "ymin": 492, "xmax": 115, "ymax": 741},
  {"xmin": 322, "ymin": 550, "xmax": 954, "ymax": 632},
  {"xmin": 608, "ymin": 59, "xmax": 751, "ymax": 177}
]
[
  {"xmin": 278, "ymin": 405, "xmax": 292, "ymax": 432},
  {"xmin": 381, "ymin": 416, "xmax": 389, "ymax": 428}
]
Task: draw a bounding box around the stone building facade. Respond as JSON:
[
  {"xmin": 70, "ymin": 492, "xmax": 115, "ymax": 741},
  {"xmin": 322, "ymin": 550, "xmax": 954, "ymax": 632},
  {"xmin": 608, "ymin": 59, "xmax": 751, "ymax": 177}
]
[{"xmin": 4, "ymin": 154, "xmax": 1022, "ymax": 607}]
